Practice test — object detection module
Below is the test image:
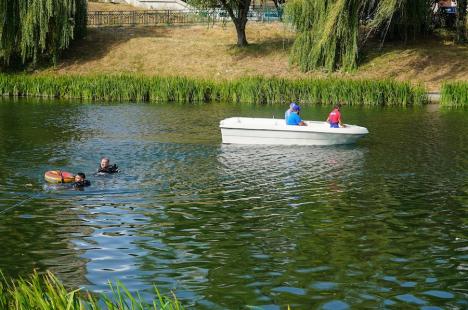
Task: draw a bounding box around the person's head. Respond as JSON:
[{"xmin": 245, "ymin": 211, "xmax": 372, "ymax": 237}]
[
  {"xmin": 100, "ymin": 157, "xmax": 110, "ymax": 169},
  {"xmin": 334, "ymin": 103, "xmax": 342, "ymax": 110},
  {"xmin": 291, "ymin": 103, "xmax": 301, "ymax": 113},
  {"xmin": 75, "ymin": 172, "xmax": 86, "ymax": 183}
]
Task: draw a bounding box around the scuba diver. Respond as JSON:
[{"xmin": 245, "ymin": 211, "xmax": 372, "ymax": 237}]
[
  {"xmin": 43, "ymin": 170, "xmax": 90, "ymax": 191},
  {"xmin": 97, "ymin": 157, "xmax": 119, "ymax": 174},
  {"xmin": 72, "ymin": 172, "xmax": 91, "ymax": 189}
]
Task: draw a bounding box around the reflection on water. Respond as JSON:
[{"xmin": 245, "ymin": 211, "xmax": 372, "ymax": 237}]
[
  {"xmin": 0, "ymin": 100, "xmax": 466, "ymax": 309},
  {"xmin": 218, "ymin": 144, "xmax": 366, "ymax": 208}
]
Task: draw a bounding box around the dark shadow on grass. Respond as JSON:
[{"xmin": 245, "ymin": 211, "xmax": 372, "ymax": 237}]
[
  {"xmin": 228, "ymin": 37, "xmax": 293, "ymax": 60},
  {"xmin": 359, "ymin": 34, "xmax": 468, "ymax": 84},
  {"xmin": 2, "ymin": 26, "xmax": 176, "ymax": 73},
  {"xmin": 57, "ymin": 26, "xmax": 174, "ymax": 69}
]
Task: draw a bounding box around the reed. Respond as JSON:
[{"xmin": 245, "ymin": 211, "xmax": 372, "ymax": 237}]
[
  {"xmin": 0, "ymin": 74, "xmax": 427, "ymax": 106},
  {"xmin": 0, "ymin": 271, "xmax": 183, "ymax": 310},
  {"xmin": 440, "ymin": 81, "xmax": 468, "ymax": 107}
]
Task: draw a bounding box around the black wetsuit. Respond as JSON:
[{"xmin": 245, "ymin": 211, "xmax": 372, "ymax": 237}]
[
  {"xmin": 72, "ymin": 180, "xmax": 91, "ymax": 189},
  {"xmin": 98, "ymin": 164, "xmax": 119, "ymax": 174}
]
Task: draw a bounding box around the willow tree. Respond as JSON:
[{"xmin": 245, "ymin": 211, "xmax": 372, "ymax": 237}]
[
  {"xmin": 285, "ymin": 0, "xmax": 432, "ymax": 72},
  {"xmin": 0, "ymin": 0, "xmax": 87, "ymax": 67},
  {"xmin": 456, "ymin": 0, "xmax": 468, "ymax": 43}
]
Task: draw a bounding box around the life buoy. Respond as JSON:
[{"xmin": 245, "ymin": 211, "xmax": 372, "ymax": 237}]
[{"xmin": 44, "ymin": 171, "xmax": 74, "ymax": 183}]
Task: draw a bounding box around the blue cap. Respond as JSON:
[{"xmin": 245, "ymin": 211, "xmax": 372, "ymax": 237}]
[{"xmin": 290, "ymin": 102, "xmax": 300, "ymax": 112}]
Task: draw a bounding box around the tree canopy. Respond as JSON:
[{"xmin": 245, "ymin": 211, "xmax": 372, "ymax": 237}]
[
  {"xmin": 0, "ymin": 0, "xmax": 87, "ymax": 68},
  {"xmin": 285, "ymin": 0, "xmax": 466, "ymax": 72}
]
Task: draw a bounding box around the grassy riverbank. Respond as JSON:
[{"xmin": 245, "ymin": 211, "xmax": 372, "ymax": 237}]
[
  {"xmin": 0, "ymin": 74, "xmax": 427, "ymax": 105},
  {"xmin": 0, "ymin": 271, "xmax": 183, "ymax": 310},
  {"xmin": 42, "ymin": 23, "xmax": 468, "ymax": 92}
]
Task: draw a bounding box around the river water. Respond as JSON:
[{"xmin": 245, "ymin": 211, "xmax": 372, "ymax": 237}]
[{"xmin": 0, "ymin": 100, "xmax": 466, "ymax": 309}]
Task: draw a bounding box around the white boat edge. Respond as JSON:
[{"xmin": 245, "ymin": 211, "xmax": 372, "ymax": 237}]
[{"xmin": 219, "ymin": 117, "xmax": 369, "ymax": 146}]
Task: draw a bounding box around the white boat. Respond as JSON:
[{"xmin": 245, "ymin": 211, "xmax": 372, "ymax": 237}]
[{"xmin": 219, "ymin": 117, "xmax": 369, "ymax": 145}]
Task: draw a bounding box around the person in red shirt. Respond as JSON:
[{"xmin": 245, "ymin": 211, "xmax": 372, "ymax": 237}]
[{"xmin": 326, "ymin": 104, "xmax": 346, "ymax": 128}]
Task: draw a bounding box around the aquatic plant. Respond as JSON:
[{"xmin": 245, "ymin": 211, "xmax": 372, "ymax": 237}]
[
  {"xmin": 440, "ymin": 81, "xmax": 468, "ymax": 107},
  {"xmin": 0, "ymin": 271, "xmax": 183, "ymax": 310},
  {"xmin": 0, "ymin": 74, "xmax": 427, "ymax": 106}
]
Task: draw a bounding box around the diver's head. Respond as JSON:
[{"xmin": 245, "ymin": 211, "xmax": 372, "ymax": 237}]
[
  {"xmin": 75, "ymin": 172, "xmax": 86, "ymax": 183},
  {"xmin": 100, "ymin": 157, "xmax": 110, "ymax": 169}
]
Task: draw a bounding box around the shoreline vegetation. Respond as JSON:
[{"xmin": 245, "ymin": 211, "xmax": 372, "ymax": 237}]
[
  {"xmin": 43, "ymin": 24, "xmax": 468, "ymax": 94},
  {"xmin": 440, "ymin": 81, "xmax": 468, "ymax": 107},
  {"xmin": 0, "ymin": 74, "xmax": 428, "ymax": 106},
  {"xmin": 0, "ymin": 271, "xmax": 183, "ymax": 310}
]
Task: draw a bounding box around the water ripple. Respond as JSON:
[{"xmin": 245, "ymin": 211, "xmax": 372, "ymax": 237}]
[{"xmin": 0, "ymin": 102, "xmax": 466, "ymax": 308}]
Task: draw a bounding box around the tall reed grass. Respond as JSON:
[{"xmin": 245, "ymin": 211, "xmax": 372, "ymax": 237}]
[
  {"xmin": 0, "ymin": 74, "xmax": 427, "ymax": 106},
  {"xmin": 440, "ymin": 81, "xmax": 468, "ymax": 107},
  {"xmin": 0, "ymin": 271, "xmax": 183, "ymax": 310}
]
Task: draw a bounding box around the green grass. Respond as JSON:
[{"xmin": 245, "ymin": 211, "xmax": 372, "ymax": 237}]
[
  {"xmin": 0, "ymin": 74, "xmax": 427, "ymax": 106},
  {"xmin": 440, "ymin": 81, "xmax": 468, "ymax": 107},
  {"xmin": 0, "ymin": 271, "xmax": 183, "ymax": 310}
]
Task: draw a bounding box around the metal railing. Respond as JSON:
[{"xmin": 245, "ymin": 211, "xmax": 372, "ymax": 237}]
[{"xmin": 87, "ymin": 9, "xmax": 282, "ymax": 27}]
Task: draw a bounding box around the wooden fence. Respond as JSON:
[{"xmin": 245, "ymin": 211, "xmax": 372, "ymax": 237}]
[{"xmin": 87, "ymin": 9, "xmax": 282, "ymax": 27}]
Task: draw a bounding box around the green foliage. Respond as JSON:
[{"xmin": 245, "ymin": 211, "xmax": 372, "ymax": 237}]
[
  {"xmin": 74, "ymin": 0, "xmax": 88, "ymax": 39},
  {"xmin": 440, "ymin": 81, "xmax": 468, "ymax": 107},
  {"xmin": 0, "ymin": 0, "xmax": 87, "ymax": 67},
  {"xmin": 0, "ymin": 271, "xmax": 183, "ymax": 310},
  {"xmin": 285, "ymin": 0, "xmax": 432, "ymax": 72},
  {"xmin": 286, "ymin": 0, "xmax": 363, "ymax": 71},
  {"xmin": 187, "ymin": 0, "xmax": 217, "ymax": 10},
  {"xmin": 0, "ymin": 74, "xmax": 427, "ymax": 106},
  {"xmin": 369, "ymin": 0, "xmax": 432, "ymax": 41}
]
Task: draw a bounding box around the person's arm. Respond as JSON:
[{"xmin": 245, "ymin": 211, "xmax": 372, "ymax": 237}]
[
  {"xmin": 297, "ymin": 114, "xmax": 307, "ymax": 126},
  {"xmin": 338, "ymin": 116, "xmax": 346, "ymax": 128}
]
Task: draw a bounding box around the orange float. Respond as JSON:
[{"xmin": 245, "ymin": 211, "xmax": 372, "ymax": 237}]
[{"xmin": 44, "ymin": 170, "xmax": 75, "ymax": 183}]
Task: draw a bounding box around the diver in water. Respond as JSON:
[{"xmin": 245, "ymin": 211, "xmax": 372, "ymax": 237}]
[
  {"xmin": 97, "ymin": 157, "xmax": 119, "ymax": 174},
  {"xmin": 73, "ymin": 172, "xmax": 91, "ymax": 189}
]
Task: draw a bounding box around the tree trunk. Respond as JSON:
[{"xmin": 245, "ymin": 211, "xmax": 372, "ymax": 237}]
[
  {"xmin": 234, "ymin": 20, "xmax": 248, "ymax": 46},
  {"xmin": 272, "ymin": 0, "xmax": 284, "ymax": 21},
  {"xmin": 456, "ymin": 0, "xmax": 467, "ymax": 43},
  {"xmin": 220, "ymin": 0, "xmax": 251, "ymax": 47}
]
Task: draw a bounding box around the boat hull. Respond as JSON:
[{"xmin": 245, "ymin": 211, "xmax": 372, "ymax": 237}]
[{"xmin": 220, "ymin": 118, "xmax": 368, "ymax": 146}]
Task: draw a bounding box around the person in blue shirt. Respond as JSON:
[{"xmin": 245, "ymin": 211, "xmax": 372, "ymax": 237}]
[
  {"xmin": 284, "ymin": 102, "xmax": 297, "ymax": 121},
  {"xmin": 286, "ymin": 103, "xmax": 307, "ymax": 126}
]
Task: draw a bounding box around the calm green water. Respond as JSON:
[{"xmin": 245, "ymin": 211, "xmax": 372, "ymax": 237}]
[{"xmin": 0, "ymin": 100, "xmax": 466, "ymax": 309}]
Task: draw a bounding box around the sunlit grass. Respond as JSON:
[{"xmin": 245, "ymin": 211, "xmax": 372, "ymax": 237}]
[
  {"xmin": 440, "ymin": 81, "xmax": 468, "ymax": 107},
  {"xmin": 0, "ymin": 271, "xmax": 183, "ymax": 310},
  {"xmin": 0, "ymin": 74, "xmax": 427, "ymax": 106}
]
